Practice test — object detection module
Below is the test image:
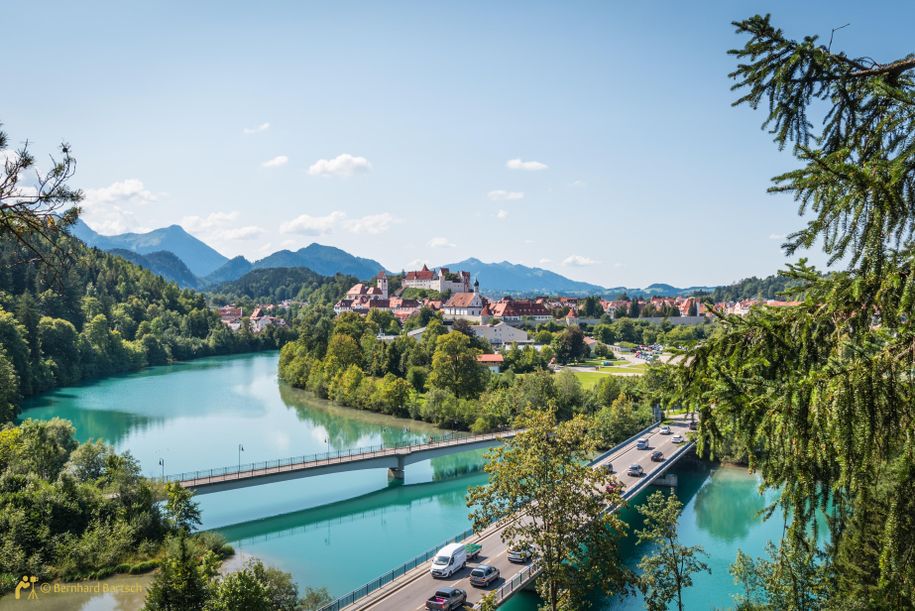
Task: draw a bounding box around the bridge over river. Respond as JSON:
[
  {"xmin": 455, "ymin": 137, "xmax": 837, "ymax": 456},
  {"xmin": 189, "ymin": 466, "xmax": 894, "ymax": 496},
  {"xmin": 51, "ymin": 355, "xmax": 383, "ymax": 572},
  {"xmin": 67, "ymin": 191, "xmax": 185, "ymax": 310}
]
[
  {"xmin": 161, "ymin": 430, "xmax": 518, "ymax": 495},
  {"xmin": 319, "ymin": 418, "xmax": 695, "ymax": 611}
]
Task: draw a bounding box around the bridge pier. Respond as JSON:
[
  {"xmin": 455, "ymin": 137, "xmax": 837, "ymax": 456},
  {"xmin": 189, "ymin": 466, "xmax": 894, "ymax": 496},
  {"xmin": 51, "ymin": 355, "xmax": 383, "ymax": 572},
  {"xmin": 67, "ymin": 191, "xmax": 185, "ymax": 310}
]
[
  {"xmin": 387, "ymin": 454, "xmax": 406, "ymax": 480},
  {"xmin": 651, "ymin": 473, "xmax": 678, "ymax": 487}
]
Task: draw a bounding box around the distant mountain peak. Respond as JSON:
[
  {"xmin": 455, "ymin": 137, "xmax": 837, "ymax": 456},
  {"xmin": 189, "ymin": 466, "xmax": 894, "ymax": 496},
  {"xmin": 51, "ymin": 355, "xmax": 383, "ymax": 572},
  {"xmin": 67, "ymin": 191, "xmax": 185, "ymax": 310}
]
[{"xmin": 69, "ymin": 220, "xmax": 228, "ymax": 277}]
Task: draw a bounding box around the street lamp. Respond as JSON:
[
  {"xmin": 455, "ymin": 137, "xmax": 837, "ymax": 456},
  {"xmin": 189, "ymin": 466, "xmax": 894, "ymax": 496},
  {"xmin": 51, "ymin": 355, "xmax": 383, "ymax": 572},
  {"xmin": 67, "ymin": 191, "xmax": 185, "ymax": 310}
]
[
  {"xmin": 158, "ymin": 458, "xmax": 165, "ymax": 480},
  {"xmin": 238, "ymin": 443, "xmax": 244, "ymax": 472}
]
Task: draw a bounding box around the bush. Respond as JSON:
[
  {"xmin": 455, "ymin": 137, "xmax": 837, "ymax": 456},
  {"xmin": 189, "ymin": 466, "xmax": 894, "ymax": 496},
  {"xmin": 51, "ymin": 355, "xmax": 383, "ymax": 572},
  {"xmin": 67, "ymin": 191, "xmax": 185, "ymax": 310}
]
[{"xmin": 129, "ymin": 559, "xmax": 159, "ymax": 574}]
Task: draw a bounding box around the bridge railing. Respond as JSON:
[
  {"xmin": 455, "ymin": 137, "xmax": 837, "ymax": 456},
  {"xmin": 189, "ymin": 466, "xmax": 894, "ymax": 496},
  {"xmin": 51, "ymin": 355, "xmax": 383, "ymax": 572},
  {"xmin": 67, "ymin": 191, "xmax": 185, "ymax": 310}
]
[
  {"xmin": 157, "ymin": 429, "xmax": 514, "ymax": 484},
  {"xmin": 316, "ymin": 527, "xmax": 477, "ymax": 611}
]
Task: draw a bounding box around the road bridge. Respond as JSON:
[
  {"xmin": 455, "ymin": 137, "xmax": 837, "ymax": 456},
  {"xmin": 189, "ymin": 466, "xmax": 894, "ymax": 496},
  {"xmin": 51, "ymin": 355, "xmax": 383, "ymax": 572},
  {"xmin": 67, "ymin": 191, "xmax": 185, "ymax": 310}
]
[{"xmin": 320, "ymin": 418, "xmax": 695, "ymax": 611}]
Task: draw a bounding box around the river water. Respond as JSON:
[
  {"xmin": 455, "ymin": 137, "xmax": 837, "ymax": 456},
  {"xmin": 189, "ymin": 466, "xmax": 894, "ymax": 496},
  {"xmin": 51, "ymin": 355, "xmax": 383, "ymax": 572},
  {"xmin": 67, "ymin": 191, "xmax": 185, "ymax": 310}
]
[{"xmin": 11, "ymin": 352, "xmax": 787, "ymax": 610}]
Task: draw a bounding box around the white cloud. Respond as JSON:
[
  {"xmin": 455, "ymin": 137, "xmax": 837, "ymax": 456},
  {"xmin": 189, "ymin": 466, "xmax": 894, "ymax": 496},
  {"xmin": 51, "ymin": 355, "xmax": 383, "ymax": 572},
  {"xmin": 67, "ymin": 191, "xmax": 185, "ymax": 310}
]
[
  {"xmin": 262, "ymin": 155, "xmax": 288, "ymax": 168},
  {"xmin": 221, "ymin": 225, "xmax": 265, "ymax": 240},
  {"xmin": 182, "ymin": 211, "xmax": 264, "ymax": 241},
  {"xmin": 496, "ymin": 209, "xmax": 509, "ymax": 220},
  {"xmin": 343, "ymin": 212, "xmax": 397, "ymax": 235},
  {"xmin": 243, "ymin": 122, "xmax": 270, "ymax": 135},
  {"xmin": 182, "ymin": 211, "xmax": 240, "ymax": 233},
  {"xmin": 506, "ymin": 158, "xmax": 548, "ymax": 171},
  {"xmin": 279, "ymin": 210, "xmax": 396, "ymax": 236},
  {"xmin": 562, "ymin": 255, "xmax": 597, "ymax": 267},
  {"xmin": 570, "ymin": 180, "xmax": 587, "ymax": 188},
  {"xmin": 81, "ymin": 179, "xmax": 159, "ymax": 234},
  {"xmin": 308, "ymin": 153, "xmax": 372, "ymax": 177},
  {"xmin": 614, "ymin": 262, "xmax": 625, "ymax": 268},
  {"xmin": 488, "ymin": 190, "xmax": 524, "ymax": 201},
  {"xmin": 406, "ymin": 258, "xmax": 429, "ymax": 269},
  {"xmin": 769, "ymin": 233, "xmax": 785, "ymax": 240},
  {"xmin": 427, "ymin": 236, "xmax": 455, "ymax": 248},
  {"xmin": 280, "ymin": 211, "xmax": 346, "ymax": 235},
  {"xmin": 539, "ymin": 258, "xmax": 552, "ymax": 265}
]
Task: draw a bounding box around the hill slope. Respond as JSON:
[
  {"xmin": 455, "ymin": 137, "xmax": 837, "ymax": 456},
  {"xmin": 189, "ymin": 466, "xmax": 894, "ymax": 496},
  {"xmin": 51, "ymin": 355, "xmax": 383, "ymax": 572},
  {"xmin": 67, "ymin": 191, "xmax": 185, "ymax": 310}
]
[
  {"xmin": 108, "ymin": 249, "xmax": 200, "ymax": 289},
  {"xmin": 254, "ymin": 243, "xmax": 386, "ymax": 280},
  {"xmin": 70, "ymin": 219, "xmax": 229, "ymax": 276}
]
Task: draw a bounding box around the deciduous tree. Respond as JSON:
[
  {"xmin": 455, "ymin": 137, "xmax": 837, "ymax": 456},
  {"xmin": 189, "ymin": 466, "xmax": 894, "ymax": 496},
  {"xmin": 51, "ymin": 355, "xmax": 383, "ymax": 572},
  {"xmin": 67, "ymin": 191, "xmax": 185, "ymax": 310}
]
[{"xmin": 468, "ymin": 411, "xmax": 634, "ymax": 610}]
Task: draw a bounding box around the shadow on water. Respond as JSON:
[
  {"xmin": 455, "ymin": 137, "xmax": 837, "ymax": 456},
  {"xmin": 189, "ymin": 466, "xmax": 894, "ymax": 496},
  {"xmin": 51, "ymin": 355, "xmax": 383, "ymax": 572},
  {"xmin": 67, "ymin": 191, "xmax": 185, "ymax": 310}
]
[{"xmin": 216, "ymin": 471, "xmax": 486, "ymax": 546}]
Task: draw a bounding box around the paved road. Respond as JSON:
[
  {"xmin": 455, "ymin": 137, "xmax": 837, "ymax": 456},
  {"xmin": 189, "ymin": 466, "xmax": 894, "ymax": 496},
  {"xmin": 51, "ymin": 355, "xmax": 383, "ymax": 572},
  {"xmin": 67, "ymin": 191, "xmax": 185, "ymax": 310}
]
[{"xmin": 350, "ymin": 419, "xmax": 692, "ymax": 610}]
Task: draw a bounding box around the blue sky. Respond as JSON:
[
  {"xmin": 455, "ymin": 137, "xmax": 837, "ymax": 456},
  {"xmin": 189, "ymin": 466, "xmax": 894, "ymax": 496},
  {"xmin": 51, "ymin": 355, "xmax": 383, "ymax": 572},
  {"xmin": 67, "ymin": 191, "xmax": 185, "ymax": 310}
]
[{"xmin": 3, "ymin": 1, "xmax": 913, "ymax": 287}]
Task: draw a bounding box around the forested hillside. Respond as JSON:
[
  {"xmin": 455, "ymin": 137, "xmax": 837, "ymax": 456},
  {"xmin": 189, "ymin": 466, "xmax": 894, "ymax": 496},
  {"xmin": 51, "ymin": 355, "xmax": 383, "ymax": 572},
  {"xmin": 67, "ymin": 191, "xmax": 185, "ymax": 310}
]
[
  {"xmin": 705, "ymin": 273, "xmax": 800, "ymax": 301},
  {"xmin": 0, "ymin": 231, "xmax": 284, "ymax": 422},
  {"xmin": 208, "ymin": 267, "xmax": 357, "ymax": 305}
]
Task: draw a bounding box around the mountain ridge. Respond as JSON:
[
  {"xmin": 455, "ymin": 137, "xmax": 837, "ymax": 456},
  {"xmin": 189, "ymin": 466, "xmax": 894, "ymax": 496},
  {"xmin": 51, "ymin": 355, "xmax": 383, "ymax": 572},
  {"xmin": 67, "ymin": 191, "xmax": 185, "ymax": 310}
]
[{"xmin": 70, "ymin": 219, "xmax": 228, "ymax": 276}]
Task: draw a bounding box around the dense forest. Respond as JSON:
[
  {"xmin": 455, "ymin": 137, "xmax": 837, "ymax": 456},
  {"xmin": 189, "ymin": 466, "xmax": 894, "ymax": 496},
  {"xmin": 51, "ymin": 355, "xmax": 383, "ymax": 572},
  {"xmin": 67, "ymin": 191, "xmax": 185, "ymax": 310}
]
[
  {"xmin": 0, "ymin": 231, "xmax": 289, "ymax": 423},
  {"xmin": 704, "ymin": 272, "xmax": 800, "ymax": 302},
  {"xmin": 207, "ymin": 267, "xmax": 357, "ymax": 305}
]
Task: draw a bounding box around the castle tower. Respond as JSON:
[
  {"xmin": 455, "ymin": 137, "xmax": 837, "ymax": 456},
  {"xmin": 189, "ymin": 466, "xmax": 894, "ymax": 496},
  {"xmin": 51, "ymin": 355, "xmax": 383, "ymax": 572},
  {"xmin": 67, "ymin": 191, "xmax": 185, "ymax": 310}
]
[{"xmin": 376, "ymin": 271, "xmax": 388, "ymax": 299}]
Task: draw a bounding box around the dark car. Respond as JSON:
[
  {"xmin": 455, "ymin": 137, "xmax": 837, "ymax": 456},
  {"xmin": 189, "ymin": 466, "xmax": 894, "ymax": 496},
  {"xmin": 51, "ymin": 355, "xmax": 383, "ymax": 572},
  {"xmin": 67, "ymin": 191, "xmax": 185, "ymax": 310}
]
[
  {"xmin": 602, "ymin": 463, "xmax": 615, "ymax": 474},
  {"xmin": 651, "ymin": 450, "xmax": 664, "ymax": 462},
  {"xmin": 469, "ymin": 564, "xmax": 500, "ymax": 587},
  {"xmin": 605, "ymin": 481, "xmax": 623, "ymax": 495},
  {"xmin": 689, "ymin": 420, "xmax": 698, "ymax": 431}
]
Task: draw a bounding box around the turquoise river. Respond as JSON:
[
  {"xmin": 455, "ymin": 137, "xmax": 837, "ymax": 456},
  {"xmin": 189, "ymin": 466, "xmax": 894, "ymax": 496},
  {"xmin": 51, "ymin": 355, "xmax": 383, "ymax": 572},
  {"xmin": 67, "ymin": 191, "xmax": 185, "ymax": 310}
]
[{"xmin": 7, "ymin": 352, "xmax": 787, "ymax": 610}]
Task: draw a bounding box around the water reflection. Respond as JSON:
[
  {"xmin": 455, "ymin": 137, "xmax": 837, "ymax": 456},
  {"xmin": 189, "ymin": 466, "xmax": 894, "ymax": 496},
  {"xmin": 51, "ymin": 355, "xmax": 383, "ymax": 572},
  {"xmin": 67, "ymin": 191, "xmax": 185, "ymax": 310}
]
[
  {"xmin": 218, "ymin": 474, "xmax": 484, "ymax": 546},
  {"xmin": 693, "ymin": 466, "xmax": 769, "ymax": 542}
]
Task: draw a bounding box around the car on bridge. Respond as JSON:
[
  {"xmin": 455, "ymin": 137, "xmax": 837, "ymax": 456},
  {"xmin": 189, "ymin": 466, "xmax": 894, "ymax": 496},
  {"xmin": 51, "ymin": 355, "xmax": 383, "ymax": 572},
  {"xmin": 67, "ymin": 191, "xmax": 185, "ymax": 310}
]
[
  {"xmin": 660, "ymin": 425, "xmax": 672, "ymax": 435},
  {"xmin": 636, "ymin": 437, "xmax": 650, "ymax": 450},
  {"xmin": 651, "ymin": 450, "xmax": 664, "ymax": 462},
  {"xmin": 469, "ymin": 564, "xmax": 500, "ymax": 587},
  {"xmin": 602, "ymin": 463, "xmax": 615, "ymax": 474},
  {"xmin": 672, "ymin": 434, "xmax": 684, "ymax": 444},
  {"xmin": 605, "ymin": 480, "xmax": 623, "ymax": 495},
  {"xmin": 430, "ymin": 543, "xmax": 467, "ymax": 578},
  {"xmin": 627, "ymin": 464, "xmax": 644, "ymax": 477},
  {"xmin": 426, "ymin": 587, "xmax": 467, "ymax": 610},
  {"xmin": 508, "ymin": 548, "xmax": 533, "ymax": 563}
]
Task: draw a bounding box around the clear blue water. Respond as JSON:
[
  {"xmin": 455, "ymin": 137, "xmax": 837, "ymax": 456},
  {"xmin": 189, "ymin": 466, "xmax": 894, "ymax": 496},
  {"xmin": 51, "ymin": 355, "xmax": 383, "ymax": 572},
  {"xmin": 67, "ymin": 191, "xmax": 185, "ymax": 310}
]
[{"xmin": 19, "ymin": 352, "xmax": 788, "ymax": 609}]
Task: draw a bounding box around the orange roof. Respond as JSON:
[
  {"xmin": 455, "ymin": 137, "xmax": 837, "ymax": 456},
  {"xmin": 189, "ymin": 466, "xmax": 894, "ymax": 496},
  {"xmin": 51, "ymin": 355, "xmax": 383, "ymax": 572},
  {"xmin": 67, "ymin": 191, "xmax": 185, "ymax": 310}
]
[
  {"xmin": 476, "ymin": 354, "xmax": 505, "ymax": 363},
  {"xmin": 445, "ymin": 292, "xmax": 480, "ymax": 308}
]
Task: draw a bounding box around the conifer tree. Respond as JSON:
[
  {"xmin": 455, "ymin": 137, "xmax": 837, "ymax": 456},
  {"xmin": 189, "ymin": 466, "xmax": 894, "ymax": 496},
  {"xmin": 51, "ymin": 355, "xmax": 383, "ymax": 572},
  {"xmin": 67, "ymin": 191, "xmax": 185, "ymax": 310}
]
[{"xmin": 682, "ymin": 14, "xmax": 915, "ymax": 607}]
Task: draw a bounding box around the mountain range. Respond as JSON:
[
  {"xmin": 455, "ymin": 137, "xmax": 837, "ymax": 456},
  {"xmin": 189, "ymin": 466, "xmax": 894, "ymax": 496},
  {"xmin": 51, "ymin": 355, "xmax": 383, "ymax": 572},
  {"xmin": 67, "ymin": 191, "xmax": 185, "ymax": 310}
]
[{"xmin": 69, "ymin": 220, "xmax": 717, "ymax": 297}]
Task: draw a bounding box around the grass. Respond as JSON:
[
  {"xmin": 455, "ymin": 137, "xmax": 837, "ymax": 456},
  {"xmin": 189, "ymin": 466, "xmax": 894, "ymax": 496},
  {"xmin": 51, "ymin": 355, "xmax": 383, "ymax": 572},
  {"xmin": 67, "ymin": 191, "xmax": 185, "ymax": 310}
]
[{"xmin": 572, "ymin": 371, "xmax": 607, "ymax": 389}]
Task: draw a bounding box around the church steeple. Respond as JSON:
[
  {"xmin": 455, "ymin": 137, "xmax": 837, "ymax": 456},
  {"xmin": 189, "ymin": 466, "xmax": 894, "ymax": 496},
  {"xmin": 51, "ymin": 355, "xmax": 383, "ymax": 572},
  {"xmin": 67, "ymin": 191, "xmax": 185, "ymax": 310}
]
[{"xmin": 473, "ymin": 277, "xmax": 480, "ymax": 293}]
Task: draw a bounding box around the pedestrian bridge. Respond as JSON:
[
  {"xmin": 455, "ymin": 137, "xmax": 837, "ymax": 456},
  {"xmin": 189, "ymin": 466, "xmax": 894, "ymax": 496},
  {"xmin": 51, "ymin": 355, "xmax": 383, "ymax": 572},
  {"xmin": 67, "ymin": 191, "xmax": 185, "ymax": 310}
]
[{"xmin": 160, "ymin": 430, "xmax": 517, "ymax": 495}]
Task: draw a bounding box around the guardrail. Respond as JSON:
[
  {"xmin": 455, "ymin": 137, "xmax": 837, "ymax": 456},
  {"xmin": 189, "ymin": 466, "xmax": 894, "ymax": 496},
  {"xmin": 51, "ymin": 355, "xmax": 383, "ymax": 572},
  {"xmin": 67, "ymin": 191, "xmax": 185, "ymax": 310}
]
[
  {"xmin": 317, "ymin": 527, "xmax": 477, "ymax": 611},
  {"xmin": 159, "ymin": 429, "xmax": 515, "ymax": 484},
  {"xmin": 589, "ymin": 420, "xmax": 661, "ymax": 466}
]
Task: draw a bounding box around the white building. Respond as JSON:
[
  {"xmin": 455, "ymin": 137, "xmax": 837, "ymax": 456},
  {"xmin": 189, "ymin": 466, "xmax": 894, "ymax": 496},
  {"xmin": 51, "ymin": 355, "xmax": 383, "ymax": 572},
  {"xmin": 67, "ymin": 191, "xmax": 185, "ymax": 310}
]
[
  {"xmin": 403, "ymin": 265, "xmax": 470, "ymax": 294},
  {"xmin": 471, "ymin": 322, "xmax": 530, "ymax": 347}
]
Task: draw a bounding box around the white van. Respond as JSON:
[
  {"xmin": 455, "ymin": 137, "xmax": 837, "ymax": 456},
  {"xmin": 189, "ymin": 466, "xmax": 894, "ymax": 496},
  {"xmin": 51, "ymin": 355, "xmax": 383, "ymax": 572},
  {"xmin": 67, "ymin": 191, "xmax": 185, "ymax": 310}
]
[
  {"xmin": 430, "ymin": 543, "xmax": 467, "ymax": 578},
  {"xmin": 636, "ymin": 437, "xmax": 650, "ymax": 450}
]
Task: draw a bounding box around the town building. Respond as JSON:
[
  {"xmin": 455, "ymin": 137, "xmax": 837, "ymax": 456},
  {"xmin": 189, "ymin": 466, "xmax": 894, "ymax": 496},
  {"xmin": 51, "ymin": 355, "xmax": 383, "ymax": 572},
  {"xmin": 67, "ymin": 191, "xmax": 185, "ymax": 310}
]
[
  {"xmin": 403, "ymin": 265, "xmax": 471, "ymax": 294},
  {"xmin": 470, "ymin": 322, "xmax": 530, "ymax": 346},
  {"xmin": 489, "ymin": 297, "xmax": 551, "ymax": 322},
  {"xmin": 476, "ymin": 353, "xmax": 504, "ymax": 374}
]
